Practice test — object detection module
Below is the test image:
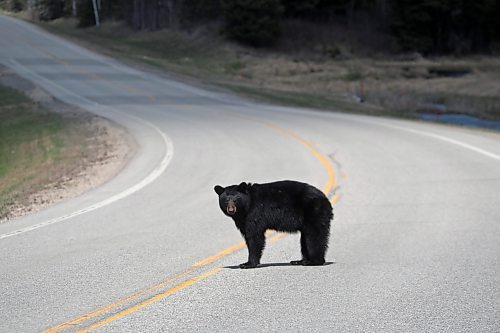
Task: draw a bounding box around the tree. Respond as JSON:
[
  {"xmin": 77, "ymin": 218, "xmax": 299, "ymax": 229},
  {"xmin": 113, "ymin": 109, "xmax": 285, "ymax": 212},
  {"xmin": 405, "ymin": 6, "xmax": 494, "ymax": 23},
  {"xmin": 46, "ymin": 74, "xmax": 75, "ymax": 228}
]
[
  {"xmin": 392, "ymin": 0, "xmax": 499, "ymax": 54},
  {"xmin": 0, "ymin": 0, "xmax": 26, "ymax": 11},
  {"xmin": 282, "ymin": 0, "xmax": 321, "ymax": 18},
  {"xmin": 180, "ymin": 0, "xmax": 222, "ymax": 27},
  {"xmin": 222, "ymin": 0, "xmax": 284, "ymax": 46}
]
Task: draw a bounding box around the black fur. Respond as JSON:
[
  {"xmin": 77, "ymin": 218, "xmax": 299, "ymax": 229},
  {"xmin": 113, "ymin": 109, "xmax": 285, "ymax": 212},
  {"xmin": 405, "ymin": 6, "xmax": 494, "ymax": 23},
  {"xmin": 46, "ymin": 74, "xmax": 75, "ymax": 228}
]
[{"xmin": 214, "ymin": 180, "xmax": 333, "ymax": 269}]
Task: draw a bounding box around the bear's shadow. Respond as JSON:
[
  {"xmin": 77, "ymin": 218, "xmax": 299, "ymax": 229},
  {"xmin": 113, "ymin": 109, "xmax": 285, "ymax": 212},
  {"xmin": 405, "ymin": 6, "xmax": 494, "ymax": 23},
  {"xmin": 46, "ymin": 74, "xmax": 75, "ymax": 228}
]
[{"xmin": 224, "ymin": 261, "xmax": 335, "ymax": 269}]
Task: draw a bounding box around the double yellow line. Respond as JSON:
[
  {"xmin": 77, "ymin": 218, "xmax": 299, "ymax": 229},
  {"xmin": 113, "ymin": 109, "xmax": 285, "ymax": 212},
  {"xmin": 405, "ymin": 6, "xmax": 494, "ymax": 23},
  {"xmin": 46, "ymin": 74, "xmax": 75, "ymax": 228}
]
[
  {"xmin": 75, "ymin": 267, "xmax": 223, "ymax": 333},
  {"xmin": 34, "ymin": 48, "xmax": 339, "ymax": 331},
  {"xmin": 261, "ymin": 121, "xmax": 339, "ymax": 203},
  {"xmin": 43, "ymin": 120, "xmax": 339, "ymax": 332}
]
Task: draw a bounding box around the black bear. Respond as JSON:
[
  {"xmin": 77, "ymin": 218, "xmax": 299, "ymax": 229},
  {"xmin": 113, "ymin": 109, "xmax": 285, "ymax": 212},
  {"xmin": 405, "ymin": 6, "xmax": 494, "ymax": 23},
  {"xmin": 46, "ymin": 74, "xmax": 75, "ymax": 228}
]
[{"xmin": 214, "ymin": 180, "xmax": 333, "ymax": 269}]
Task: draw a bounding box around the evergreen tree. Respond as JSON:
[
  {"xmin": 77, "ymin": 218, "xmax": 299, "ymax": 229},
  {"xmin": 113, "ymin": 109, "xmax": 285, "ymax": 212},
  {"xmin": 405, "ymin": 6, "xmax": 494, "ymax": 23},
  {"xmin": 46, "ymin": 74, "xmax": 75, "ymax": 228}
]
[
  {"xmin": 282, "ymin": 0, "xmax": 321, "ymax": 18},
  {"xmin": 36, "ymin": 0, "xmax": 65, "ymax": 21},
  {"xmin": 392, "ymin": 0, "xmax": 499, "ymax": 54},
  {"xmin": 222, "ymin": 0, "xmax": 284, "ymax": 46},
  {"xmin": 76, "ymin": 0, "xmax": 96, "ymax": 27}
]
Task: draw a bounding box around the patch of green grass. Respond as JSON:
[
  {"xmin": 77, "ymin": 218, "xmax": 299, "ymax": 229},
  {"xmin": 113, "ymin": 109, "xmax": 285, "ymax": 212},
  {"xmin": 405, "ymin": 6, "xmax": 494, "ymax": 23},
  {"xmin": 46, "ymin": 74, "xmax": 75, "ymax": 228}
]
[
  {"xmin": 342, "ymin": 65, "xmax": 365, "ymax": 81},
  {"xmin": 223, "ymin": 61, "xmax": 246, "ymax": 75},
  {"xmin": 0, "ymin": 87, "xmax": 66, "ymax": 218}
]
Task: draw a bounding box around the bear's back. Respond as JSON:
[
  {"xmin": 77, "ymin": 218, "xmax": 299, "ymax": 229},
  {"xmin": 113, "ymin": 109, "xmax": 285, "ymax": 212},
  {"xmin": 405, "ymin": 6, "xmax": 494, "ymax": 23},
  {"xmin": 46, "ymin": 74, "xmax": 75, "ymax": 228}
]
[
  {"xmin": 250, "ymin": 180, "xmax": 324, "ymax": 205},
  {"xmin": 246, "ymin": 180, "xmax": 331, "ymax": 232}
]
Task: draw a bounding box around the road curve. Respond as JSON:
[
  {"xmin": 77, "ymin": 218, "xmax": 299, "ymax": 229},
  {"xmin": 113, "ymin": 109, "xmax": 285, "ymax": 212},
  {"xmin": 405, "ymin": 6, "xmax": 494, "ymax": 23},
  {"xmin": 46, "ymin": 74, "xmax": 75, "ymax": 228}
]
[{"xmin": 0, "ymin": 15, "xmax": 499, "ymax": 333}]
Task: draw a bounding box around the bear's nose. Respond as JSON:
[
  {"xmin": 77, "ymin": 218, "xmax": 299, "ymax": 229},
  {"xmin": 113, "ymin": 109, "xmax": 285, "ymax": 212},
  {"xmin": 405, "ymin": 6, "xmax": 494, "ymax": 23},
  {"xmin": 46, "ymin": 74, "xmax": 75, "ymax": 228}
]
[{"xmin": 227, "ymin": 204, "xmax": 237, "ymax": 215}]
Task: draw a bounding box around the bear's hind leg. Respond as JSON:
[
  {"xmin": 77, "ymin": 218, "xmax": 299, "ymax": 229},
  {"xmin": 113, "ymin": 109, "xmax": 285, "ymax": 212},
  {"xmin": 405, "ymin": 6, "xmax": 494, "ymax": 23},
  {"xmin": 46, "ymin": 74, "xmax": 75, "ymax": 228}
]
[
  {"xmin": 298, "ymin": 201, "xmax": 331, "ymax": 266},
  {"xmin": 295, "ymin": 227, "xmax": 328, "ymax": 266},
  {"xmin": 307, "ymin": 229, "xmax": 328, "ymax": 265},
  {"xmin": 303, "ymin": 235, "xmax": 326, "ymax": 265}
]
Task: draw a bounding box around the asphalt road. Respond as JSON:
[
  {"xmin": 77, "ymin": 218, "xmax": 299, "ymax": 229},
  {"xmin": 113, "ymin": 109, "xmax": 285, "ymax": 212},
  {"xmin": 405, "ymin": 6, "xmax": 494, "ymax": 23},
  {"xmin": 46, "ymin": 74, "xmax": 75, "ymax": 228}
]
[{"xmin": 0, "ymin": 15, "xmax": 499, "ymax": 333}]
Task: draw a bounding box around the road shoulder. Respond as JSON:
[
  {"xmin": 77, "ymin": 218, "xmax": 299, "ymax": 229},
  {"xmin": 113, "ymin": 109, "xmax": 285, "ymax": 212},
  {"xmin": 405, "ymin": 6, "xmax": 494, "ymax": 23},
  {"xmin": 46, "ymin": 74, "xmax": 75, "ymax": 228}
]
[{"xmin": 0, "ymin": 64, "xmax": 136, "ymax": 223}]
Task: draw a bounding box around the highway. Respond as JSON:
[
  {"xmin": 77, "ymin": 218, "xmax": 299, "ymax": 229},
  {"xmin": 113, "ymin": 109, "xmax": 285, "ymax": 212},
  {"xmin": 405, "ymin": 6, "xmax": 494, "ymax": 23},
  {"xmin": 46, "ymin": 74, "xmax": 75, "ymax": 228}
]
[{"xmin": 0, "ymin": 15, "xmax": 499, "ymax": 332}]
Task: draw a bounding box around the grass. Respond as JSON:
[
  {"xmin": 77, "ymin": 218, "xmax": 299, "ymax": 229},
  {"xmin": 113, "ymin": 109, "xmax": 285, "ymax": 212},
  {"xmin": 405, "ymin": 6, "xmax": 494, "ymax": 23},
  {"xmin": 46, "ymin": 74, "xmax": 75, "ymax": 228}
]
[
  {"xmin": 0, "ymin": 86, "xmax": 95, "ymax": 220},
  {"xmin": 39, "ymin": 19, "xmax": 381, "ymax": 114},
  {"xmin": 0, "ymin": 87, "xmax": 61, "ymax": 217},
  {"xmin": 42, "ymin": 19, "xmax": 236, "ymax": 78},
  {"xmin": 225, "ymin": 84, "xmax": 386, "ymax": 115},
  {"xmin": 31, "ymin": 18, "xmax": 500, "ymax": 121}
]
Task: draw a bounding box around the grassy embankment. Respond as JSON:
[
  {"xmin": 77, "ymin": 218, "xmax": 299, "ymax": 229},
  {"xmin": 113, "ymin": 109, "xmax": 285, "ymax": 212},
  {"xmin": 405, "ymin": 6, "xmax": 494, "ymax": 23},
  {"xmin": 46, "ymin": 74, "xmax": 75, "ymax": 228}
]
[
  {"xmin": 40, "ymin": 18, "xmax": 500, "ymax": 120},
  {"xmin": 0, "ymin": 87, "xmax": 89, "ymax": 220}
]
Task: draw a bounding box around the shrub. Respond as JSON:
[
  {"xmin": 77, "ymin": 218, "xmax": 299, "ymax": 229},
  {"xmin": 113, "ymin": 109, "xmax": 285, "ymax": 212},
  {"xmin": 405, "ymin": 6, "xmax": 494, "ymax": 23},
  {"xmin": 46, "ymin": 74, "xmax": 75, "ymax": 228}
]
[
  {"xmin": 0, "ymin": 0, "xmax": 26, "ymax": 12},
  {"xmin": 222, "ymin": 0, "xmax": 284, "ymax": 47},
  {"xmin": 180, "ymin": 0, "xmax": 222, "ymax": 27},
  {"xmin": 36, "ymin": 0, "xmax": 65, "ymax": 21},
  {"xmin": 76, "ymin": 0, "xmax": 95, "ymax": 28}
]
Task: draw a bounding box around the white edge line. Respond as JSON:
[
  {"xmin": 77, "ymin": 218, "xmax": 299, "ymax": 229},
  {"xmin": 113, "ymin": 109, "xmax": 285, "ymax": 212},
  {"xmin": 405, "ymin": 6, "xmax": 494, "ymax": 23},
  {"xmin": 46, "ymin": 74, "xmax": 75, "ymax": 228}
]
[
  {"xmin": 4, "ymin": 15, "xmax": 241, "ymax": 106},
  {"xmin": 243, "ymin": 104, "xmax": 500, "ymax": 162},
  {"xmin": 369, "ymin": 120, "xmax": 500, "ymax": 161},
  {"xmin": 0, "ymin": 59, "xmax": 174, "ymax": 240},
  {"xmin": 4, "ymin": 54, "xmax": 498, "ymax": 240}
]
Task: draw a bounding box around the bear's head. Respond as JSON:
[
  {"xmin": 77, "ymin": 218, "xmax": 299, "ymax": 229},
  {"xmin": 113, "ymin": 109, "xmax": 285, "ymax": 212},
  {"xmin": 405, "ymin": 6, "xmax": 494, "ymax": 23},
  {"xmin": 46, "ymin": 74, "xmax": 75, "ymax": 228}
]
[{"xmin": 214, "ymin": 182, "xmax": 250, "ymax": 217}]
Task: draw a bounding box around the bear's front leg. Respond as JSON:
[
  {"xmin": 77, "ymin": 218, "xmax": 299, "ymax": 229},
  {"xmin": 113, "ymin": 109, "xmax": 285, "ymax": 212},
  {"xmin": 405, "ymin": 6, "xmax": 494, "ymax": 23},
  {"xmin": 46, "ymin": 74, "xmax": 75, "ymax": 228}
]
[{"xmin": 240, "ymin": 233, "xmax": 265, "ymax": 269}]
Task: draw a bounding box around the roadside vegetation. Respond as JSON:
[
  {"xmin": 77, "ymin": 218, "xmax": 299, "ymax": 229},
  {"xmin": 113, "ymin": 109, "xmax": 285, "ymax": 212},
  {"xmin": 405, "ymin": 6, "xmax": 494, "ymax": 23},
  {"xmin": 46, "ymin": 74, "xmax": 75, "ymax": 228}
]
[
  {"xmin": 0, "ymin": 87, "xmax": 64, "ymax": 219},
  {"xmin": 0, "ymin": 85, "xmax": 121, "ymax": 221},
  {"xmin": 0, "ymin": 1, "xmax": 498, "ymax": 220},
  {"xmin": 2, "ymin": 1, "xmax": 500, "ymax": 120},
  {"xmin": 36, "ymin": 17, "xmax": 500, "ymax": 120}
]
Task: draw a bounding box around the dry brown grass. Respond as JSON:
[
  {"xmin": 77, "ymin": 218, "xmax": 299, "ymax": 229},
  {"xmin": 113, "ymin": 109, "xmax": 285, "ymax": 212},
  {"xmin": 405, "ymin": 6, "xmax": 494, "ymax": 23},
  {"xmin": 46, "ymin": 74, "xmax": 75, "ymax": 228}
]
[
  {"xmin": 38, "ymin": 18, "xmax": 500, "ymax": 120},
  {"xmin": 234, "ymin": 55, "xmax": 500, "ymax": 118}
]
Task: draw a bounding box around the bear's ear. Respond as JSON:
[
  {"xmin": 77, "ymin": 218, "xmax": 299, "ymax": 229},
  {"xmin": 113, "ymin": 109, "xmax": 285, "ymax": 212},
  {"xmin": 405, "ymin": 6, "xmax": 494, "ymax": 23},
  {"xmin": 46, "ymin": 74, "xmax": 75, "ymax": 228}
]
[
  {"xmin": 237, "ymin": 182, "xmax": 248, "ymax": 193},
  {"xmin": 214, "ymin": 185, "xmax": 225, "ymax": 195}
]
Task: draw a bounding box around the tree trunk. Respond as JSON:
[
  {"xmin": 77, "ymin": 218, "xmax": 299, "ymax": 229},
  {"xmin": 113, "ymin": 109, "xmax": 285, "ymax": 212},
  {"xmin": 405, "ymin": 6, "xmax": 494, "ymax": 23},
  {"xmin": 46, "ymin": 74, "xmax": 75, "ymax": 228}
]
[
  {"xmin": 166, "ymin": 0, "xmax": 180, "ymax": 29},
  {"xmin": 127, "ymin": 0, "xmax": 181, "ymax": 31},
  {"xmin": 347, "ymin": 0, "xmax": 356, "ymax": 28}
]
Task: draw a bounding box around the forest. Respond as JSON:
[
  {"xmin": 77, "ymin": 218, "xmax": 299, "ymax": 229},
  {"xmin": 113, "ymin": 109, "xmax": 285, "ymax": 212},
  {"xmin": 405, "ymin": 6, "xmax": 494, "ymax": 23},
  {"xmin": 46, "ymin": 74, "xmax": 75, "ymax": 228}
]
[{"xmin": 1, "ymin": 0, "xmax": 500, "ymax": 55}]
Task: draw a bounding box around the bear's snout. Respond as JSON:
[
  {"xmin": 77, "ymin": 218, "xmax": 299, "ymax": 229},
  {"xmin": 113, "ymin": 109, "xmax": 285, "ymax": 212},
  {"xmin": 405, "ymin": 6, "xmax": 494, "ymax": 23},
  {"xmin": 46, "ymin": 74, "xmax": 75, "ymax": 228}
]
[{"xmin": 227, "ymin": 200, "xmax": 237, "ymax": 215}]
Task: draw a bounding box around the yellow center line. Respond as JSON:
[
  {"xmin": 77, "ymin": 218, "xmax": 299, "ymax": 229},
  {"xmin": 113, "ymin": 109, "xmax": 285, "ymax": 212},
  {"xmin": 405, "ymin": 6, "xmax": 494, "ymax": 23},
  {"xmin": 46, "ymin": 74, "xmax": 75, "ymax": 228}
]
[
  {"xmin": 41, "ymin": 102, "xmax": 339, "ymax": 331},
  {"xmin": 67, "ymin": 233, "xmax": 284, "ymax": 333},
  {"xmin": 269, "ymin": 232, "xmax": 288, "ymax": 243},
  {"xmin": 229, "ymin": 114, "xmax": 338, "ymax": 198},
  {"xmin": 44, "ymin": 120, "xmax": 340, "ymax": 332},
  {"xmin": 41, "ymin": 268, "xmax": 197, "ymax": 333},
  {"xmin": 263, "ymin": 123, "xmax": 337, "ymax": 196},
  {"xmin": 192, "ymin": 241, "xmax": 246, "ymax": 267},
  {"xmin": 331, "ymin": 193, "xmax": 341, "ymax": 205},
  {"xmin": 75, "ymin": 267, "xmax": 222, "ymax": 333}
]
